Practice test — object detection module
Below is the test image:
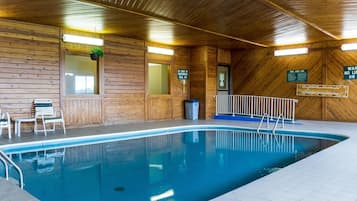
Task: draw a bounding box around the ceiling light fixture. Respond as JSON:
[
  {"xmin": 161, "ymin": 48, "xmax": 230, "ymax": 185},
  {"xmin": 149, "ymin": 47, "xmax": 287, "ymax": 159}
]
[
  {"xmin": 148, "ymin": 46, "xmax": 174, "ymax": 55},
  {"xmin": 63, "ymin": 34, "xmax": 104, "ymax": 46},
  {"xmin": 341, "ymin": 43, "xmax": 357, "ymax": 51},
  {"xmin": 274, "ymin": 48, "xmax": 308, "ymax": 56}
]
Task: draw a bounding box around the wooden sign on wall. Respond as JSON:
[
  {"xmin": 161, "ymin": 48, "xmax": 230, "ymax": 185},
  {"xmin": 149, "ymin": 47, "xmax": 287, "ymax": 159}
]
[{"xmin": 296, "ymin": 84, "xmax": 349, "ymax": 98}]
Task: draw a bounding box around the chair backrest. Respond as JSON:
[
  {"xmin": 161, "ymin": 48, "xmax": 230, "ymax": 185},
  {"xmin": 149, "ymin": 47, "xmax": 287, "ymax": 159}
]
[
  {"xmin": 0, "ymin": 109, "xmax": 10, "ymax": 126},
  {"xmin": 34, "ymin": 99, "xmax": 54, "ymax": 117}
]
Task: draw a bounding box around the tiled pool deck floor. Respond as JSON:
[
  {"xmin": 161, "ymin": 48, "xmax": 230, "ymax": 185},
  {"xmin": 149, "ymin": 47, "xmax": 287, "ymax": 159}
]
[{"xmin": 1, "ymin": 119, "xmax": 357, "ymax": 201}]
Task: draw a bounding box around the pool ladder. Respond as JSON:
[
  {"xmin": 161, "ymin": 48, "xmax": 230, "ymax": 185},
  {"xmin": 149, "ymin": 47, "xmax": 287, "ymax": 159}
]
[
  {"xmin": 272, "ymin": 114, "xmax": 285, "ymax": 134},
  {"xmin": 0, "ymin": 151, "xmax": 24, "ymax": 189},
  {"xmin": 257, "ymin": 113, "xmax": 285, "ymax": 133}
]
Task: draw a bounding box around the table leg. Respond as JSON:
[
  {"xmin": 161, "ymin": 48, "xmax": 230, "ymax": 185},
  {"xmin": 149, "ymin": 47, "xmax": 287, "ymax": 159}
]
[
  {"xmin": 18, "ymin": 122, "xmax": 21, "ymax": 137},
  {"xmin": 15, "ymin": 121, "xmax": 18, "ymax": 136}
]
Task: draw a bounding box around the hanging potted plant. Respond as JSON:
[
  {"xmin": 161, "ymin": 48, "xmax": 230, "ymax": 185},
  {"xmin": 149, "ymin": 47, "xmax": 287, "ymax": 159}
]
[{"xmin": 90, "ymin": 46, "xmax": 104, "ymax": 60}]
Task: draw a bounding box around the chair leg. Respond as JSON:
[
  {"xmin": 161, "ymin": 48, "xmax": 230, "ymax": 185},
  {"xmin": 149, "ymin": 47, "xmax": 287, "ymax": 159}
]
[
  {"xmin": 34, "ymin": 120, "xmax": 38, "ymax": 135},
  {"xmin": 8, "ymin": 124, "xmax": 11, "ymax": 139},
  {"xmin": 43, "ymin": 120, "xmax": 47, "ymax": 136},
  {"xmin": 62, "ymin": 121, "xmax": 66, "ymax": 134}
]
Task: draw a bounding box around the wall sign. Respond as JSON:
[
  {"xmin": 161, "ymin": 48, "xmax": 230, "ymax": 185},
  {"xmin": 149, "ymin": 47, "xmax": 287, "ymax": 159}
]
[
  {"xmin": 177, "ymin": 69, "xmax": 189, "ymax": 80},
  {"xmin": 287, "ymin": 69, "xmax": 307, "ymax": 82},
  {"xmin": 343, "ymin": 65, "xmax": 357, "ymax": 80}
]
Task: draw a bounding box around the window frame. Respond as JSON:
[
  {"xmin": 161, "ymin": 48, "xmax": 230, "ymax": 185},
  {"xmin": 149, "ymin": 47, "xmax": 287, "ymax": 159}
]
[
  {"xmin": 146, "ymin": 59, "xmax": 173, "ymax": 96},
  {"xmin": 147, "ymin": 61, "xmax": 171, "ymax": 96},
  {"xmin": 62, "ymin": 50, "xmax": 103, "ymax": 97}
]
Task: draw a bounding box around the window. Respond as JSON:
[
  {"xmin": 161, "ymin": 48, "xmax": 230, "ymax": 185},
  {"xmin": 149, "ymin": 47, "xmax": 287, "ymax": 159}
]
[
  {"xmin": 148, "ymin": 63, "xmax": 170, "ymax": 94},
  {"xmin": 65, "ymin": 55, "xmax": 99, "ymax": 95}
]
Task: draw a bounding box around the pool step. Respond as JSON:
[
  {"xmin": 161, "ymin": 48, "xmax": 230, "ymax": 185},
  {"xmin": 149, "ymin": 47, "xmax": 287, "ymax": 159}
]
[{"xmin": 0, "ymin": 178, "xmax": 39, "ymax": 201}]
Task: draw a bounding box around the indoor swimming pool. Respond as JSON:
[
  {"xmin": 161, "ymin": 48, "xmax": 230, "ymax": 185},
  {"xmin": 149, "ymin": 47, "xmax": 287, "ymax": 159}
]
[{"xmin": 0, "ymin": 126, "xmax": 346, "ymax": 201}]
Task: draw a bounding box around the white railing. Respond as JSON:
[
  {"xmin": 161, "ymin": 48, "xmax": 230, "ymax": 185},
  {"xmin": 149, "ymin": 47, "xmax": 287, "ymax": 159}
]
[{"xmin": 215, "ymin": 95, "xmax": 298, "ymax": 121}]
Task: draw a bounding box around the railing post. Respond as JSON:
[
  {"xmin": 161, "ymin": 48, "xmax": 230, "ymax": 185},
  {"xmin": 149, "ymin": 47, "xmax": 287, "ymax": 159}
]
[
  {"xmin": 232, "ymin": 95, "xmax": 235, "ymax": 116},
  {"xmin": 250, "ymin": 96, "xmax": 253, "ymax": 117},
  {"xmin": 292, "ymin": 100, "xmax": 296, "ymax": 123},
  {"xmin": 215, "ymin": 95, "xmax": 218, "ymax": 115},
  {"xmin": 270, "ymin": 98, "xmax": 273, "ymax": 120}
]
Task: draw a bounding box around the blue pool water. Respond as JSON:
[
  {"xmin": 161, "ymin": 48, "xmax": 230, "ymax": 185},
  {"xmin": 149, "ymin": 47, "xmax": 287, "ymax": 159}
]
[{"xmin": 2, "ymin": 128, "xmax": 343, "ymax": 201}]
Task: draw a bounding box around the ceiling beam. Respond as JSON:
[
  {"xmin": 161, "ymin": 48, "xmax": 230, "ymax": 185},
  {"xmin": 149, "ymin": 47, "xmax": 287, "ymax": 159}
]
[
  {"xmin": 260, "ymin": 0, "xmax": 340, "ymax": 40},
  {"xmin": 76, "ymin": 0, "xmax": 268, "ymax": 48}
]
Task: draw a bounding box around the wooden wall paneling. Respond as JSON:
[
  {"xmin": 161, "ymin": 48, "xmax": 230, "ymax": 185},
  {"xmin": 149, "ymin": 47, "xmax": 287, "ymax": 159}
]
[
  {"xmin": 231, "ymin": 47, "xmax": 323, "ymax": 120},
  {"xmin": 63, "ymin": 96, "xmax": 103, "ymax": 126},
  {"xmin": 0, "ymin": 19, "xmax": 60, "ymax": 43},
  {"xmin": 61, "ymin": 30, "xmax": 105, "ymax": 127},
  {"xmin": 171, "ymin": 97, "xmax": 185, "ymax": 119},
  {"xmin": 59, "ymin": 29, "xmax": 65, "ymax": 111},
  {"xmin": 0, "ymin": 19, "xmax": 60, "ymax": 134},
  {"xmin": 217, "ymin": 48, "xmax": 231, "ymax": 65},
  {"xmin": 206, "ymin": 47, "xmax": 217, "ymax": 119},
  {"xmin": 147, "ymin": 95, "xmax": 173, "ymax": 120},
  {"xmin": 321, "ymin": 44, "xmax": 328, "ymax": 120},
  {"xmin": 145, "ymin": 46, "xmax": 190, "ymax": 120},
  {"xmin": 190, "ymin": 47, "xmax": 207, "ymax": 119},
  {"xmin": 104, "ymin": 94, "xmax": 145, "ymax": 124},
  {"xmin": 325, "ymin": 47, "xmax": 357, "ymax": 121},
  {"xmin": 294, "ymin": 48, "xmax": 324, "ymax": 120},
  {"xmin": 189, "ymin": 46, "xmax": 217, "ymax": 119},
  {"xmin": 171, "ymin": 47, "xmax": 190, "ymax": 97},
  {"xmin": 103, "ymin": 35, "xmax": 146, "ymax": 123},
  {"xmin": 144, "ymin": 43, "xmax": 148, "ymax": 121},
  {"xmin": 172, "ymin": 47, "xmax": 190, "ymax": 119},
  {"xmin": 146, "ymin": 52, "xmax": 174, "ymax": 120}
]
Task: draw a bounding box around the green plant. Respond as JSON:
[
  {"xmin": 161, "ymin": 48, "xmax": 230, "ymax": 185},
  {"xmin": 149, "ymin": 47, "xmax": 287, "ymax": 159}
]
[{"xmin": 90, "ymin": 46, "xmax": 104, "ymax": 57}]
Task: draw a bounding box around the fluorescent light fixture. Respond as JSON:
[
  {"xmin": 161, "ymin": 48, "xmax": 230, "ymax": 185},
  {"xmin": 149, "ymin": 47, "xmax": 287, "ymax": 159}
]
[
  {"xmin": 150, "ymin": 189, "xmax": 174, "ymax": 201},
  {"xmin": 63, "ymin": 34, "xmax": 103, "ymax": 46},
  {"xmin": 274, "ymin": 48, "xmax": 308, "ymax": 56},
  {"xmin": 148, "ymin": 46, "xmax": 174, "ymax": 55},
  {"xmin": 341, "ymin": 43, "xmax": 357, "ymax": 51}
]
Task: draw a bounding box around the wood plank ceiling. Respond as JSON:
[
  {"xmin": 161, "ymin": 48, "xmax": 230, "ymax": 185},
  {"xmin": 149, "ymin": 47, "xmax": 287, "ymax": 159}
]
[{"xmin": 0, "ymin": 0, "xmax": 356, "ymax": 48}]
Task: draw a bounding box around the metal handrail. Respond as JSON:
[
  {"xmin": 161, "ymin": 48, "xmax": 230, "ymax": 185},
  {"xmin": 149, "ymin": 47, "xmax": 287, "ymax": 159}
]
[
  {"xmin": 0, "ymin": 155, "xmax": 9, "ymax": 180},
  {"xmin": 272, "ymin": 114, "xmax": 285, "ymax": 134},
  {"xmin": 0, "ymin": 151, "xmax": 24, "ymax": 189},
  {"xmin": 257, "ymin": 113, "xmax": 269, "ymax": 132}
]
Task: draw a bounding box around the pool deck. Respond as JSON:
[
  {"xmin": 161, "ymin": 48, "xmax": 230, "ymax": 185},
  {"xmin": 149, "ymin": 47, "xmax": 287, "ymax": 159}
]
[
  {"xmin": 1, "ymin": 119, "xmax": 357, "ymax": 201},
  {"xmin": 0, "ymin": 178, "xmax": 38, "ymax": 201}
]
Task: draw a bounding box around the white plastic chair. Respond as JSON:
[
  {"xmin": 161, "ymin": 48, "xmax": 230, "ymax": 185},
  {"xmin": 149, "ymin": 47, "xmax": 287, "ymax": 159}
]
[
  {"xmin": 0, "ymin": 109, "xmax": 11, "ymax": 139},
  {"xmin": 34, "ymin": 99, "xmax": 66, "ymax": 136}
]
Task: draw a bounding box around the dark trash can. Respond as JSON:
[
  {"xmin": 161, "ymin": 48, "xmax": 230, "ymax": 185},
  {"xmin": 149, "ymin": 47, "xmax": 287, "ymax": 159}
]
[{"xmin": 184, "ymin": 99, "xmax": 199, "ymax": 120}]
